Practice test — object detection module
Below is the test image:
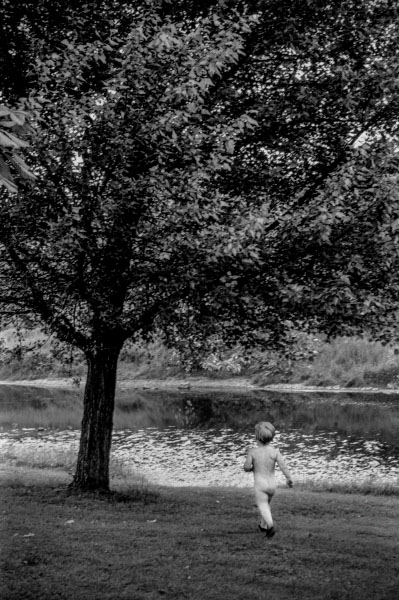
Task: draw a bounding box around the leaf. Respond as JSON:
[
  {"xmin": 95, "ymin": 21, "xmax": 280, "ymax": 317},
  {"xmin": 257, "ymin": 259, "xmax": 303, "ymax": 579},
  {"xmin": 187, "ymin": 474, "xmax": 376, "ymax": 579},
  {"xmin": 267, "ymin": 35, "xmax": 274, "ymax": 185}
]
[
  {"xmin": 225, "ymin": 139, "xmax": 235, "ymax": 154},
  {"xmin": 10, "ymin": 112, "xmax": 26, "ymax": 126},
  {"xmin": 0, "ymin": 131, "xmax": 19, "ymax": 147},
  {"xmin": 0, "ymin": 120, "xmax": 18, "ymax": 128},
  {"xmin": 0, "ymin": 157, "xmax": 12, "ymax": 180},
  {"xmin": 0, "ymin": 176, "xmax": 18, "ymax": 193},
  {"xmin": 0, "ymin": 106, "xmax": 12, "ymax": 117},
  {"xmin": 0, "ymin": 131, "xmax": 29, "ymax": 149},
  {"xmin": 10, "ymin": 154, "xmax": 36, "ymax": 180},
  {"xmin": 0, "ymin": 155, "xmax": 18, "ymax": 192}
]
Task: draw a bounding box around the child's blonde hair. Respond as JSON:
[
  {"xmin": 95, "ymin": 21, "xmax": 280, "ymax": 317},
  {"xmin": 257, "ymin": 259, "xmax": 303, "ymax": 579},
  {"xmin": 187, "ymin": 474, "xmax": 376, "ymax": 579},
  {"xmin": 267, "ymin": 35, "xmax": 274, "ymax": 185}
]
[{"xmin": 255, "ymin": 422, "xmax": 276, "ymax": 444}]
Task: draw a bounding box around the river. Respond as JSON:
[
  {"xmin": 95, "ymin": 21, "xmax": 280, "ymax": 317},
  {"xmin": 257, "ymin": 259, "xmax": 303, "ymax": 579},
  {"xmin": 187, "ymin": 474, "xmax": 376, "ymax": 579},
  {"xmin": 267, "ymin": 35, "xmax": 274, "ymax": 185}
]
[{"xmin": 1, "ymin": 384, "xmax": 399, "ymax": 488}]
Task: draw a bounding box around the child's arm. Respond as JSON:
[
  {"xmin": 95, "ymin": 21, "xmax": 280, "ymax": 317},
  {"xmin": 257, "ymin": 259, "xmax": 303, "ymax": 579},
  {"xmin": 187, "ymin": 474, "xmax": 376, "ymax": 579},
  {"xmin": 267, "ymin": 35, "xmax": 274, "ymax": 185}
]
[
  {"xmin": 243, "ymin": 448, "xmax": 254, "ymax": 472},
  {"xmin": 276, "ymin": 450, "xmax": 293, "ymax": 486}
]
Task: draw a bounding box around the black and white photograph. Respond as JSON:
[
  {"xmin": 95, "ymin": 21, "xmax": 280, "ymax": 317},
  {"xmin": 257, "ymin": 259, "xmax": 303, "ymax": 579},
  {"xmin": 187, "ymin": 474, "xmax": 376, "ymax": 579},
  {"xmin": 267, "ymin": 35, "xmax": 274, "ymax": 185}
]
[{"xmin": 1, "ymin": 1, "xmax": 399, "ymax": 598}]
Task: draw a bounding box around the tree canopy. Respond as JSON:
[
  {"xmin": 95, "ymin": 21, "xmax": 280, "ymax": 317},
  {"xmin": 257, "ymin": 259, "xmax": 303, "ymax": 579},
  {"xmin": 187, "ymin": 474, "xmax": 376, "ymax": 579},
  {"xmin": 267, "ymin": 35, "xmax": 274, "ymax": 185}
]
[{"xmin": 208, "ymin": 0, "xmax": 399, "ymax": 343}]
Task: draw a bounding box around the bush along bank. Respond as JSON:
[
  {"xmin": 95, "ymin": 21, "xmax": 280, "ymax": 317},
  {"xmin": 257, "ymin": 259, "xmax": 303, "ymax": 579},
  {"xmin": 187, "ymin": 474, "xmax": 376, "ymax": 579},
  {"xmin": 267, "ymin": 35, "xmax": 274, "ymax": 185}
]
[{"xmin": 1, "ymin": 326, "xmax": 399, "ymax": 389}]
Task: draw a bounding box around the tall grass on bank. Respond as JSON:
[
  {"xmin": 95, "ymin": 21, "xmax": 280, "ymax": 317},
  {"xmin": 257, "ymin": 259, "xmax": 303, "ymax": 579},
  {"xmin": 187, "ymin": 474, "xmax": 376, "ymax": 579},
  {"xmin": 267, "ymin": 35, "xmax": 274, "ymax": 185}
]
[
  {"xmin": 2, "ymin": 325, "xmax": 399, "ymax": 389},
  {"xmin": 0, "ymin": 327, "xmax": 183, "ymax": 381},
  {"xmin": 1, "ymin": 443, "xmax": 146, "ymax": 485},
  {"xmin": 0, "ymin": 327, "xmax": 86, "ymax": 380},
  {"xmin": 122, "ymin": 335, "xmax": 399, "ymax": 388},
  {"xmin": 295, "ymin": 476, "xmax": 399, "ymax": 497},
  {"xmin": 286, "ymin": 337, "xmax": 399, "ymax": 388}
]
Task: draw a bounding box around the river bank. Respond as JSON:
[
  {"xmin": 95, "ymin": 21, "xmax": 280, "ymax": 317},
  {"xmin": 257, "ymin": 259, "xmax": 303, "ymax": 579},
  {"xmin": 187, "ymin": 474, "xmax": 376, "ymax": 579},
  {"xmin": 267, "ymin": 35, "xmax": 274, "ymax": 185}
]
[
  {"xmin": 1, "ymin": 470, "xmax": 399, "ymax": 600},
  {"xmin": 1, "ymin": 375, "xmax": 399, "ymax": 395},
  {"xmin": 2, "ymin": 331, "xmax": 399, "ymax": 390}
]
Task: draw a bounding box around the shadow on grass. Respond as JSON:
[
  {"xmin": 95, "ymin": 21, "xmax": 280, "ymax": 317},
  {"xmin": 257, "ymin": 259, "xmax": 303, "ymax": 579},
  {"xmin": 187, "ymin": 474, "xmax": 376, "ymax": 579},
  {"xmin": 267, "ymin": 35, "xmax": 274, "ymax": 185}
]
[{"xmin": 63, "ymin": 485, "xmax": 160, "ymax": 504}]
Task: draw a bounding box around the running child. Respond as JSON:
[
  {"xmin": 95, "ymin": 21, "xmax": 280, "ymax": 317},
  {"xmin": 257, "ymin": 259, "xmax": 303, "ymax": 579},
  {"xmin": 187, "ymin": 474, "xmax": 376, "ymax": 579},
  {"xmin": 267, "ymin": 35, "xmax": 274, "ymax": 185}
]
[{"xmin": 244, "ymin": 421, "xmax": 293, "ymax": 538}]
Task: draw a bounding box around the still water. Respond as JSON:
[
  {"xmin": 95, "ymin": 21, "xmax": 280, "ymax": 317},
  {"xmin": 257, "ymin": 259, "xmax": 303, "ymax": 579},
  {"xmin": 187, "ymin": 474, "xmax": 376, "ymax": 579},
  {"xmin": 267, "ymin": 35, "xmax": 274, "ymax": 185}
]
[{"xmin": 1, "ymin": 385, "xmax": 399, "ymax": 488}]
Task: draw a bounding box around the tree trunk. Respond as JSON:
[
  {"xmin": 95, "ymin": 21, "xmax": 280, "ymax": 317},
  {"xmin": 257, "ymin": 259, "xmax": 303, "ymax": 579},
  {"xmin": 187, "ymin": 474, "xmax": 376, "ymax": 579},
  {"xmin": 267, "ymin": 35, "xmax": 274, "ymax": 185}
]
[{"xmin": 71, "ymin": 343, "xmax": 121, "ymax": 491}]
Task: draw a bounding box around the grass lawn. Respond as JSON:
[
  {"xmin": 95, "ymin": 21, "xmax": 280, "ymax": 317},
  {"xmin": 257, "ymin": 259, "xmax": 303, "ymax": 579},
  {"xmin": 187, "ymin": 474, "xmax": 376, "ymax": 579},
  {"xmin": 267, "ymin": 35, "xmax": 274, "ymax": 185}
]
[{"xmin": 1, "ymin": 470, "xmax": 399, "ymax": 600}]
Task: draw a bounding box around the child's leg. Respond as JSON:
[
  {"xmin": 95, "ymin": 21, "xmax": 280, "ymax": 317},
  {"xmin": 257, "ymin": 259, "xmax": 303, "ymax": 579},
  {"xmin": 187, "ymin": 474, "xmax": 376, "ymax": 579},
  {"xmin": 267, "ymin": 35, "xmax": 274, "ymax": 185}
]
[{"xmin": 255, "ymin": 490, "xmax": 273, "ymax": 529}]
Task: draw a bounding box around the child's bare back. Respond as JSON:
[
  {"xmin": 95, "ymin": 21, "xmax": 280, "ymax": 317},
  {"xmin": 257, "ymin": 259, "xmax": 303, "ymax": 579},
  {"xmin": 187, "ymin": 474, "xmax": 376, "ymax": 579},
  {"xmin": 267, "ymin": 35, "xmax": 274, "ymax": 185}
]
[{"xmin": 245, "ymin": 443, "xmax": 292, "ymax": 495}]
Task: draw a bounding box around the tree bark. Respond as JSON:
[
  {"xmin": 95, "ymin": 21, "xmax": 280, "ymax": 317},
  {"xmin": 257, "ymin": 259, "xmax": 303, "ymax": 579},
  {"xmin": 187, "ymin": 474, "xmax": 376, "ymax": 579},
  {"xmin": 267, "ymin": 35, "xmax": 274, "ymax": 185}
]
[{"xmin": 71, "ymin": 342, "xmax": 121, "ymax": 491}]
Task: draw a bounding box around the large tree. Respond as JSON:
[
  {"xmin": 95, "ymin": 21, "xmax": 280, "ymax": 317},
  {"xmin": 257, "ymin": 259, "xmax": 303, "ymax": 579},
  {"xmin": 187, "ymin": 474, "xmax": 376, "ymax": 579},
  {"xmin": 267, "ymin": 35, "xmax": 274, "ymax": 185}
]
[
  {"xmin": 2, "ymin": 0, "xmax": 399, "ymax": 490},
  {"xmin": 0, "ymin": 2, "xmax": 260, "ymax": 490}
]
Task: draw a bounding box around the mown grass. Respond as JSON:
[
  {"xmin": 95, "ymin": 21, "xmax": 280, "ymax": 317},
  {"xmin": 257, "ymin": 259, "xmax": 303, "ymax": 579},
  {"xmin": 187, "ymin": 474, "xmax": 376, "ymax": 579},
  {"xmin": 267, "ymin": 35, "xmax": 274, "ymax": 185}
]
[{"xmin": 1, "ymin": 470, "xmax": 399, "ymax": 600}]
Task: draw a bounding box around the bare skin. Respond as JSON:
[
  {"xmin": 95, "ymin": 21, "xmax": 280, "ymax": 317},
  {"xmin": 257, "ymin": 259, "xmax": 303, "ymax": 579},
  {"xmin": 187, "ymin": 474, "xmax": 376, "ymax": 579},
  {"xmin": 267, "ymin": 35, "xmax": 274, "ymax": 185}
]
[{"xmin": 244, "ymin": 443, "xmax": 293, "ymax": 531}]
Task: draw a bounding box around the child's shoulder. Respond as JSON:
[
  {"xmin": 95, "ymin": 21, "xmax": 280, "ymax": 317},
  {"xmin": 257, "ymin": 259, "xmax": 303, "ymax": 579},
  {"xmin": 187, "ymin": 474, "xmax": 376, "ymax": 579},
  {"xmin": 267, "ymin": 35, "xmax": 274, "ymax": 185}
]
[
  {"xmin": 253, "ymin": 443, "xmax": 278, "ymax": 454},
  {"xmin": 246, "ymin": 444, "xmax": 257, "ymax": 454},
  {"xmin": 264, "ymin": 443, "xmax": 279, "ymax": 455}
]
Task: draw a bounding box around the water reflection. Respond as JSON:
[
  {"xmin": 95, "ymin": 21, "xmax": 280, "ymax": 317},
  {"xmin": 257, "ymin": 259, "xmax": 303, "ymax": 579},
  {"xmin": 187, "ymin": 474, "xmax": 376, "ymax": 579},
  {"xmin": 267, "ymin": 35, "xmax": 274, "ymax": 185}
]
[
  {"xmin": 111, "ymin": 427, "xmax": 399, "ymax": 487},
  {"xmin": 1, "ymin": 385, "xmax": 399, "ymax": 488}
]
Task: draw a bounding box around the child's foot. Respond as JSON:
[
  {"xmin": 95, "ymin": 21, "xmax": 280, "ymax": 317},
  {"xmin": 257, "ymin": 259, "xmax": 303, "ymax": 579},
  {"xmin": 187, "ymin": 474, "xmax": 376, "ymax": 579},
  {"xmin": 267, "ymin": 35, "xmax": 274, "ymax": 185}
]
[
  {"xmin": 258, "ymin": 523, "xmax": 268, "ymax": 533},
  {"xmin": 266, "ymin": 527, "xmax": 276, "ymax": 539}
]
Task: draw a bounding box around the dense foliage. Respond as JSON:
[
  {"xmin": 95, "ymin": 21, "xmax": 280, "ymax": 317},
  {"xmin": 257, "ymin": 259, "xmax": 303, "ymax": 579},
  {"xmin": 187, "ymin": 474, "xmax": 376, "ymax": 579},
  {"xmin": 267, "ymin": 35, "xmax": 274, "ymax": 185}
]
[
  {"xmin": 211, "ymin": 0, "xmax": 399, "ymax": 343},
  {"xmin": 0, "ymin": 105, "xmax": 36, "ymax": 193}
]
